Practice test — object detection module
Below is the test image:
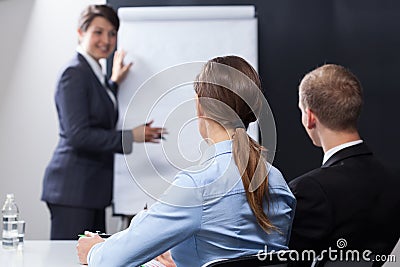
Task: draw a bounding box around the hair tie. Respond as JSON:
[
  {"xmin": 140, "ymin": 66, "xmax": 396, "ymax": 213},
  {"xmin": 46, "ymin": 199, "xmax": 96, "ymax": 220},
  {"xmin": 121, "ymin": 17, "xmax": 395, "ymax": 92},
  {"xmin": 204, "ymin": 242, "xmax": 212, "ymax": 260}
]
[{"xmin": 232, "ymin": 121, "xmax": 245, "ymax": 129}]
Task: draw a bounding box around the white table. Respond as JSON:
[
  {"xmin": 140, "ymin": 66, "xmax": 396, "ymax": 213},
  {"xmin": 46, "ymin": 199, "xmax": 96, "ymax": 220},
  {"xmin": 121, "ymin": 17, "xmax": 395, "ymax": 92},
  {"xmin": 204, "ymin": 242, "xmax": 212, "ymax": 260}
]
[
  {"xmin": 0, "ymin": 240, "xmax": 84, "ymax": 267},
  {"xmin": 1, "ymin": 239, "xmax": 398, "ymax": 266}
]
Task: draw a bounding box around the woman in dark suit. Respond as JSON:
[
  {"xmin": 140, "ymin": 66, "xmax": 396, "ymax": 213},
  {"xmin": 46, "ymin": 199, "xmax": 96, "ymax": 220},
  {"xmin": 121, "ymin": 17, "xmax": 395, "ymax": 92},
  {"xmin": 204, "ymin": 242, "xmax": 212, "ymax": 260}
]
[{"xmin": 41, "ymin": 5, "xmax": 164, "ymax": 240}]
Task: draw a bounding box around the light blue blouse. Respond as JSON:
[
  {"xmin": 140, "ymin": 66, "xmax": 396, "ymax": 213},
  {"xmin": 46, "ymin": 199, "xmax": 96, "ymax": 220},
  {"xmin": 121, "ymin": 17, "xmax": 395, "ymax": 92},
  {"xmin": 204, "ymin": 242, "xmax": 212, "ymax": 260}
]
[{"xmin": 88, "ymin": 140, "xmax": 295, "ymax": 267}]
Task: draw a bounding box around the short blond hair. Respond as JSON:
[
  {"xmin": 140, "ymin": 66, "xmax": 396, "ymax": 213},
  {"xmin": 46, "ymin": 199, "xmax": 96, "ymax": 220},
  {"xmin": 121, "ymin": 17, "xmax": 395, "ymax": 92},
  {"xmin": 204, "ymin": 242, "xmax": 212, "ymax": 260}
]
[{"xmin": 299, "ymin": 64, "xmax": 363, "ymax": 131}]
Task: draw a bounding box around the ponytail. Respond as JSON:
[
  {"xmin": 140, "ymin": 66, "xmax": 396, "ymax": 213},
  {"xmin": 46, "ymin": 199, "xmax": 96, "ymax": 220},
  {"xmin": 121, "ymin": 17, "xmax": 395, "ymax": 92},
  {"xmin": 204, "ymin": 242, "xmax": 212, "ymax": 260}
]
[
  {"xmin": 194, "ymin": 55, "xmax": 276, "ymax": 233},
  {"xmin": 232, "ymin": 128, "xmax": 277, "ymax": 233}
]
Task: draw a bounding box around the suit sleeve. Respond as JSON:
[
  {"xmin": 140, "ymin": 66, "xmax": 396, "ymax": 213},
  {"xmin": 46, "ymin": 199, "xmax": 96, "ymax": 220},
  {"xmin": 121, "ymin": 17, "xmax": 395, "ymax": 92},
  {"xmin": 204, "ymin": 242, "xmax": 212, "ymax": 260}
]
[
  {"xmin": 288, "ymin": 176, "xmax": 334, "ymax": 252},
  {"xmin": 56, "ymin": 67, "xmax": 133, "ymax": 153}
]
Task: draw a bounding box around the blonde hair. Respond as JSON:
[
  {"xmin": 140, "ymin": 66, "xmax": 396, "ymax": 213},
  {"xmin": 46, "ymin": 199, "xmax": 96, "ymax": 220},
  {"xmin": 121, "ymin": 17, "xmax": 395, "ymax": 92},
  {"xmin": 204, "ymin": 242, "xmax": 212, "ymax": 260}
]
[{"xmin": 300, "ymin": 64, "xmax": 363, "ymax": 131}]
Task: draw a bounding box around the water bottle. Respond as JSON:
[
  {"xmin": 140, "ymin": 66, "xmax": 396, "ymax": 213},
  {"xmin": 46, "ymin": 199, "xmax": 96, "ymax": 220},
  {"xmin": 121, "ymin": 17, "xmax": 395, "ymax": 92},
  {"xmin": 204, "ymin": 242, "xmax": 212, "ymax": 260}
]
[{"xmin": 2, "ymin": 193, "xmax": 19, "ymax": 249}]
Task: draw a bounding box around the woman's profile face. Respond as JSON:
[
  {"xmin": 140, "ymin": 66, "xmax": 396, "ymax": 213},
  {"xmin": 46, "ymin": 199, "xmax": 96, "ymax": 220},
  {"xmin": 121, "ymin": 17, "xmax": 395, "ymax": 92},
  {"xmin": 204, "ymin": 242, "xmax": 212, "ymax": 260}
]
[{"xmin": 78, "ymin": 16, "xmax": 117, "ymax": 61}]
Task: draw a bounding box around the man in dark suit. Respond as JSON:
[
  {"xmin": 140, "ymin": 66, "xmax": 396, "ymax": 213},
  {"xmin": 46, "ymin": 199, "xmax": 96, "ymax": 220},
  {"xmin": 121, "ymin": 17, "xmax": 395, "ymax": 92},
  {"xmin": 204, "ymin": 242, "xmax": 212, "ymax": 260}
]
[{"xmin": 289, "ymin": 64, "xmax": 400, "ymax": 265}]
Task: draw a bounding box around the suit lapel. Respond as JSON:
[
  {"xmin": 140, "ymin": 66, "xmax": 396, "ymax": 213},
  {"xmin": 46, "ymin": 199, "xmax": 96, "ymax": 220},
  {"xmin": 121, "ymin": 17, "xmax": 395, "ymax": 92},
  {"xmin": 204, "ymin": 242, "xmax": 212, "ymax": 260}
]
[
  {"xmin": 77, "ymin": 54, "xmax": 117, "ymax": 126},
  {"xmin": 103, "ymin": 78, "xmax": 119, "ymax": 122},
  {"xmin": 322, "ymin": 143, "xmax": 373, "ymax": 167}
]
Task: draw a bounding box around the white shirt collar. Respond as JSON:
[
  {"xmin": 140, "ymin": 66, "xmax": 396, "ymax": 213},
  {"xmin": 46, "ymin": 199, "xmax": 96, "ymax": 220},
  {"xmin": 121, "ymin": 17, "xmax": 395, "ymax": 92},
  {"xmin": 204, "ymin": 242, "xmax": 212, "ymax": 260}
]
[
  {"xmin": 76, "ymin": 46, "xmax": 105, "ymax": 86},
  {"xmin": 322, "ymin": 140, "xmax": 363, "ymax": 165}
]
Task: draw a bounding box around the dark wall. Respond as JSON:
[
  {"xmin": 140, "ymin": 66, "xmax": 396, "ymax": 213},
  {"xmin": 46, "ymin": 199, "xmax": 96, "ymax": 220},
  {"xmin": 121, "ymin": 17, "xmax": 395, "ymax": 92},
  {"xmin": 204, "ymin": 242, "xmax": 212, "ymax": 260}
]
[{"xmin": 109, "ymin": 0, "xmax": 400, "ymax": 181}]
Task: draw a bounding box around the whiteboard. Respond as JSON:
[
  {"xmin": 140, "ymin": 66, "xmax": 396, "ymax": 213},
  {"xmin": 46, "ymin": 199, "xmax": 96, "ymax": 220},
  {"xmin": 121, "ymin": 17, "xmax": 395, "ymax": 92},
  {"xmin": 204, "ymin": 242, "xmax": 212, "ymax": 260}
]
[{"xmin": 113, "ymin": 6, "xmax": 258, "ymax": 215}]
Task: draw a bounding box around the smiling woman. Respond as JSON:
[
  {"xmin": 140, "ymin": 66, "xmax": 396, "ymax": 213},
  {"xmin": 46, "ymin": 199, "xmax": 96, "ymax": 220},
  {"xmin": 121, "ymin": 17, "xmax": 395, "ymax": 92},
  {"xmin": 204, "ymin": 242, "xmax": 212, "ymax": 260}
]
[
  {"xmin": 77, "ymin": 6, "xmax": 118, "ymax": 62},
  {"xmin": 40, "ymin": 4, "xmax": 165, "ymax": 240}
]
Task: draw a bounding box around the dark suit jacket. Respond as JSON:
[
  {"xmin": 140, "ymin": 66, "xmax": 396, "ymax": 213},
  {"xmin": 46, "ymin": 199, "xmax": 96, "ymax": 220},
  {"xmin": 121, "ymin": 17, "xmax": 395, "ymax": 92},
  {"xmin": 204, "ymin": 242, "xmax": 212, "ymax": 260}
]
[
  {"xmin": 289, "ymin": 143, "xmax": 400, "ymax": 259},
  {"xmin": 42, "ymin": 53, "xmax": 133, "ymax": 209}
]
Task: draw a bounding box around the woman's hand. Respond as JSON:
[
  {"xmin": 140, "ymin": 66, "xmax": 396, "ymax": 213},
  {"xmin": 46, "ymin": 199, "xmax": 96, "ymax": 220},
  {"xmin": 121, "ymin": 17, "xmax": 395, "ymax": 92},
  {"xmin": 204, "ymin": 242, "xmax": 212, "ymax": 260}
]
[
  {"xmin": 76, "ymin": 231, "xmax": 105, "ymax": 265},
  {"xmin": 110, "ymin": 50, "xmax": 133, "ymax": 85},
  {"xmin": 132, "ymin": 120, "xmax": 167, "ymax": 143},
  {"xmin": 155, "ymin": 250, "xmax": 177, "ymax": 267}
]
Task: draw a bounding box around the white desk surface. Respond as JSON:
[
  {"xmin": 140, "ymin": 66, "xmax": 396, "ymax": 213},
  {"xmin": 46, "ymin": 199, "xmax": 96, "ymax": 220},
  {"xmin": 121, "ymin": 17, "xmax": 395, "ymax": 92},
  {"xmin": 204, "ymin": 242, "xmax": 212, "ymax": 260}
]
[
  {"xmin": 0, "ymin": 239, "xmax": 399, "ymax": 266},
  {"xmin": 0, "ymin": 240, "xmax": 84, "ymax": 267}
]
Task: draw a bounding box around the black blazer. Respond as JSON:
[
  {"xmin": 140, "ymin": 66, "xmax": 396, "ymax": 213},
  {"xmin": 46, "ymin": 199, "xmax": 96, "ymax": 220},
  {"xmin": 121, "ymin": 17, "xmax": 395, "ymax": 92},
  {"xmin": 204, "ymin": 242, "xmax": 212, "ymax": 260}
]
[
  {"xmin": 289, "ymin": 143, "xmax": 400, "ymax": 257},
  {"xmin": 42, "ymin": 53, "xmax": 133, "ymax": 209}
]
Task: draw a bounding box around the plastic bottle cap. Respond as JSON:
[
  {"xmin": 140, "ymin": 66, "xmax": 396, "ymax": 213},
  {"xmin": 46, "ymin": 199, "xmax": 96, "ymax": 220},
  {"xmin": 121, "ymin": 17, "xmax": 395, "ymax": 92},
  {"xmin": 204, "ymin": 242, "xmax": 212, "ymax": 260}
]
[{"xmin": 6, "ymin": 194, "xmax": 14, "ymax": 199}]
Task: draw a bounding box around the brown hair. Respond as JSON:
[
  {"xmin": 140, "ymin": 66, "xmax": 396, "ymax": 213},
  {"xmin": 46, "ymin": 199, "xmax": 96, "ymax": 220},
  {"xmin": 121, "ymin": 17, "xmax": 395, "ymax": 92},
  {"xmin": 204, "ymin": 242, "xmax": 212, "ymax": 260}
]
[
  {"xmin": 299, "ymin": 64, "xmax": 363, "ymax": 131},
  {"xmin": 194, "ymin": 55, "xmax": 277, "ymax": 233},
  {"xmin": 78, "ymin": 5, "xmax": 119, "ymax": 32}
]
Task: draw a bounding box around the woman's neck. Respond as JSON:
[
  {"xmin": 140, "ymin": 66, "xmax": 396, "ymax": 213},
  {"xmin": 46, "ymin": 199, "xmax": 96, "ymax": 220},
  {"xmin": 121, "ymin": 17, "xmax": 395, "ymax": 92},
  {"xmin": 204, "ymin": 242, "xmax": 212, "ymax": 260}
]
[{"xmin": 204, "ymin": 120, "xmax": 234, "ymax": 144}]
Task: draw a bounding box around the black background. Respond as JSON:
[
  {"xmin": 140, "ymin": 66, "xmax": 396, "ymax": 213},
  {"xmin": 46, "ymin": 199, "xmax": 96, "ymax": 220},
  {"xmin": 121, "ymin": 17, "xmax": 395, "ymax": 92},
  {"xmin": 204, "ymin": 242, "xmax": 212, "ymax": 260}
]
[{"xmin": 108, "ymin": 0, "xmax": 400, "ymax": 181}]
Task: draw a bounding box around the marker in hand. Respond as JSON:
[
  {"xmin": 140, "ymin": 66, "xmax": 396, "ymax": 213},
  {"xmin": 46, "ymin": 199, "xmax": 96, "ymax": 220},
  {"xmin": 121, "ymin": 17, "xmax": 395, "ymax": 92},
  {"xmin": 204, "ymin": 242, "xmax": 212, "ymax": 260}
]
[{"xmin": 145, "ymin": 121, "xmax": 167, "ymax": 141}]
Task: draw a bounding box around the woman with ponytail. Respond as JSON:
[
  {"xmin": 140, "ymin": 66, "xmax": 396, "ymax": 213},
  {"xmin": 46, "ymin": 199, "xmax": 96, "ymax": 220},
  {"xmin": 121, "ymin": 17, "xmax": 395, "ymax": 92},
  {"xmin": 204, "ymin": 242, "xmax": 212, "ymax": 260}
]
[{"xmin": 77, "ymin": 56, "xmax": 295, "ymax": 267}]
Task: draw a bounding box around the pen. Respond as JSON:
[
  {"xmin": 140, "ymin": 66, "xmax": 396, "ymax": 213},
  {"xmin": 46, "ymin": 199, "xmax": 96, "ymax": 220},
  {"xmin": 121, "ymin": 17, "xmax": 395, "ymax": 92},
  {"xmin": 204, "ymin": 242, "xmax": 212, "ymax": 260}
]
[{"xmin": 78, "ymin": 233, "xmax": 111, "ymax": 238}]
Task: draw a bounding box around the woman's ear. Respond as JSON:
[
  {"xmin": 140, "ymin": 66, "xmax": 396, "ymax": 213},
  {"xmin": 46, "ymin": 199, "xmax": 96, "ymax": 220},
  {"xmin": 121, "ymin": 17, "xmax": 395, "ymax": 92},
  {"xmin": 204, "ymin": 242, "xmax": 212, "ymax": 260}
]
[
  {"xmin": 77, "ymin": 28, "xmax": 84, "ymax": 43},
  {"xmin": 196, "ymin": 95, "xmax": 204, "ymax": 117}
]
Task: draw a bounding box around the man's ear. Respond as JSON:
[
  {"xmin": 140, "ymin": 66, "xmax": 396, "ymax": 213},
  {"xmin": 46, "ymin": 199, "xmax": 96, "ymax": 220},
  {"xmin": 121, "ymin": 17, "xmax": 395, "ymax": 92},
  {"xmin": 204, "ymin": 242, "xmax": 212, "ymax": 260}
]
[{"xmin": 306, "ymin": 108, "xmax": 317, "ymax": 129}]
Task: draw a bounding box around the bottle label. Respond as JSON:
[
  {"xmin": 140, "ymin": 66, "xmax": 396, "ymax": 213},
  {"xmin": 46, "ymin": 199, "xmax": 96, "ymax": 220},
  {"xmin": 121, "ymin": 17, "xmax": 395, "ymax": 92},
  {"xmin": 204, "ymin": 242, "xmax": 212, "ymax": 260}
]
[
  {"xmin": 2, "ymin": 215, "xmax": 18, "ymax": 222},
  {"xmin": 2, "ymin": 226, "xmax": 18, "ymax": 249},
  {"xmin": 2, "ymin": 216, "xmax": 19, "ymax": 249}
]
